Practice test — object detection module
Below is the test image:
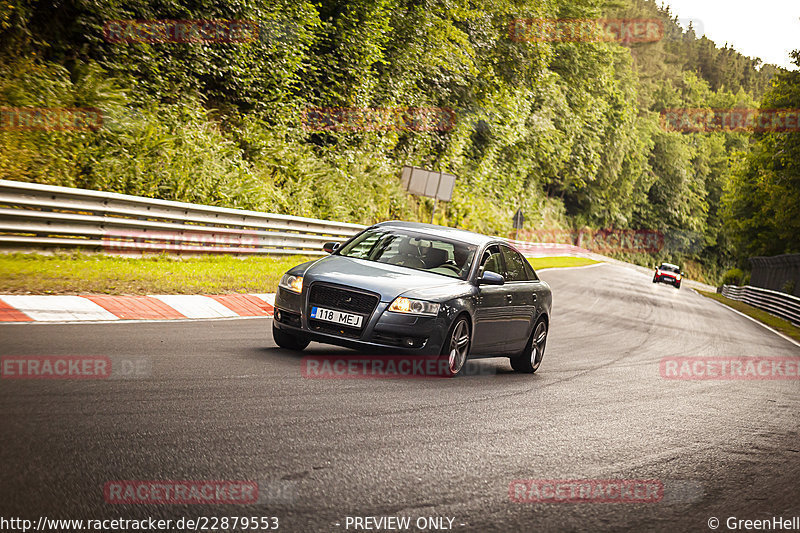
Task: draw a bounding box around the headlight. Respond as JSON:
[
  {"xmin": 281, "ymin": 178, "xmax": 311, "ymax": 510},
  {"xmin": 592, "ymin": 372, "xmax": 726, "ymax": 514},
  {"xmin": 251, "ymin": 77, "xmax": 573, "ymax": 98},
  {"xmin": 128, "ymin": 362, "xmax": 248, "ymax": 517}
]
[
  {"xmin": 279, "ymin": 274, "xmax": 303, "ymax": 294},
  {"xmin": 388, "ymin": 297, "xmax": 440, "ymax": 316},
  {"xmin": 676, "ymin": 274, "xmax": 682, "ymax": 281}
]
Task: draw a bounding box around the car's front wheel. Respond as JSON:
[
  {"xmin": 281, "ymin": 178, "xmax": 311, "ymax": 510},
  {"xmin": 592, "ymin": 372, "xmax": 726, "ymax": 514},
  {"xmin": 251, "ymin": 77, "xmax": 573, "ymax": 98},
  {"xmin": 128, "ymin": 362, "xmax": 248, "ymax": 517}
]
[
  {"xmin": 511, "ymin": 319, "xmax": 547, "ymax": 374},
  {"xmin": 440, "ymin": 316, "xmax": 471, "ymax": 377},
  {"xmin": 272, "ymin": 322, "xmax": 310, "ymax": 351}
]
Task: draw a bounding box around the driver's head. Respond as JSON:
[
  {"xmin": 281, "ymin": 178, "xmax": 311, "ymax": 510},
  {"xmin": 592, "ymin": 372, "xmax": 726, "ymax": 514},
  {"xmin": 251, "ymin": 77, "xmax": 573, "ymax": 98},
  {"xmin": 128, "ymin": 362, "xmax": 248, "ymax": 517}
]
[
  {"xmin": 398, "ymin": 238, "xmax": 417, "ymax": 256},
  {"xmin": 452, "ymin": 244, "xmax": 469, "ymax": 267}
]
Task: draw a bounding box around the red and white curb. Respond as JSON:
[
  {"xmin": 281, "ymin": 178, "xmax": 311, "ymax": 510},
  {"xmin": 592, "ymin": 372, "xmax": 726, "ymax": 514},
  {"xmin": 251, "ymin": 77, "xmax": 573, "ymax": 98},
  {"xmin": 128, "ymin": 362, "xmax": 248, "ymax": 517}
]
[{"xmin": 0, "ymin": 293, "xmax": 276, "ymax": 323}]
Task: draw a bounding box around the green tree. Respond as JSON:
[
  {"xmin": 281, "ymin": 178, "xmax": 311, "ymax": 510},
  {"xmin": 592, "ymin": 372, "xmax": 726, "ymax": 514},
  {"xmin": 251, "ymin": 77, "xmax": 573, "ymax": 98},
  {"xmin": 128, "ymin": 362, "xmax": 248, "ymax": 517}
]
[{"xmin": 724, "ymin": 51, "xmax": 800, "ymax": 258}]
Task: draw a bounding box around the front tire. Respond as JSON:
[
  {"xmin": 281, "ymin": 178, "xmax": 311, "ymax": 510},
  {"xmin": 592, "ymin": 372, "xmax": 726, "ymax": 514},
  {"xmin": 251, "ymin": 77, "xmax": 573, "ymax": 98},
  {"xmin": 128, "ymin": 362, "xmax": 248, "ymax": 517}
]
[
  {"xmin": 440, "ymin": 316, "xmax": 471, "ymax": 377},
  {"xmin": 511, "ymin": 319, "xmax": 548, "ymax": 374},
  {"xmin": 675, "ymin": 282, "xmax": 681, "ymax": 289},
  {"xmin": 272, "ymin": 322, "xmax": 310, "ymax": 351}
]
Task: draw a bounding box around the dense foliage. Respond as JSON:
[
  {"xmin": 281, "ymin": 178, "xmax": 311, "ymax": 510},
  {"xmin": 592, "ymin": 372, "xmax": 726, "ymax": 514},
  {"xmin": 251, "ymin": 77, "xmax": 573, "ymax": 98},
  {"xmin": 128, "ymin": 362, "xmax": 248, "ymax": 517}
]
[
  {"xmin": 0, "ymin": 0, "xmax": 795, "ymax": 282},
  {"xmin": 723, "ymin": 51, "xmax": 800, "ymax": 260}
]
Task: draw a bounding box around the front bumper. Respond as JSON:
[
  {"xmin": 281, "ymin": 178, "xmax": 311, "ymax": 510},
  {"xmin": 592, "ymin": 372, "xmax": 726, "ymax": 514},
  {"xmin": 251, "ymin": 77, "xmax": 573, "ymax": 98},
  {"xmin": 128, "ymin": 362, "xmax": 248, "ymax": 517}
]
[
  {"xmin": 656, "ymin": 275, "xmax": 680, "ymax": 285},
  {"xmin": 273, "ymin": 286, "xmax": 449, "ymax": 355}
]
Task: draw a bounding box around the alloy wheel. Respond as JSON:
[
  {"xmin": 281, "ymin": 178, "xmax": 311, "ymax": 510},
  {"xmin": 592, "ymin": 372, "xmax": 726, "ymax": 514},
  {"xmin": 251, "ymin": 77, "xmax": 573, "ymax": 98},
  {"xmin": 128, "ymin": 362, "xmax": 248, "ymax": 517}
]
[
  {"xmin": 447, "ymin": 318, "xmax": 470, "ymax": 375},
  {"xmin": 530, "ymin": 320, "xmax": 547, "ymax": 371}
]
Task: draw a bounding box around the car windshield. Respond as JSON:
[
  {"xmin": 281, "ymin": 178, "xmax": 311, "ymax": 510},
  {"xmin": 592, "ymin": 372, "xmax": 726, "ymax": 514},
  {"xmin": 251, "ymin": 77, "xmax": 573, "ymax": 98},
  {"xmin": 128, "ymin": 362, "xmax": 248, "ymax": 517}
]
[
  {"xmin": 659, "ymin": 264, "xmax": 680, "ymax": 273},
  {"xmin": 337, "ymin": 228, "xmax": 477, "ymax": 279}
]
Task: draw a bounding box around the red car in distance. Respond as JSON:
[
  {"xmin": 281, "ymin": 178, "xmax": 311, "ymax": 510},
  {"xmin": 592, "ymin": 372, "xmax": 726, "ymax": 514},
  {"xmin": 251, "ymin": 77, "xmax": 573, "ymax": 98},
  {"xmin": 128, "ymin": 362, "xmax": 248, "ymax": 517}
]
[{"xmin": 653, "ymin": 263, "xmax": 683, "ymax": 289}]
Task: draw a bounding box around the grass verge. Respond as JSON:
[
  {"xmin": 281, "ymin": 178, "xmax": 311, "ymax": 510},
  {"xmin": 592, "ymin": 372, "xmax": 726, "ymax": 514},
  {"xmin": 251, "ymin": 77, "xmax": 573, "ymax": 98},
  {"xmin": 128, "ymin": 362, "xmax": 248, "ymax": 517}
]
[
  {"xmin": 527, "ymin": 256, "xmax": 602, "ymax": 270},
  {"xmin": 0, "ymin": 252, "xmax": 315, "ymax": 295},
  {"xmin": 697, "ymin": 290, "xmax": 800, "ymax": 343},
  {"xmin": 0, "ymin": 253, "xmax": 602, "ymax": 295}
]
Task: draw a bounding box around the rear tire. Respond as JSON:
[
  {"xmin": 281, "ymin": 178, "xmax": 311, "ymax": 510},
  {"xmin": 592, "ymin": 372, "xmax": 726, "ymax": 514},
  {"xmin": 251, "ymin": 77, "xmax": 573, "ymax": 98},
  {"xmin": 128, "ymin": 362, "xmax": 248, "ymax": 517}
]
[
  {"xmin": 511, "ymin": 319, "xmax": 548, "ymax": 374},
  {"xmin": 272, "ymin": 322, "xmax": 310, "ymax": 351}
]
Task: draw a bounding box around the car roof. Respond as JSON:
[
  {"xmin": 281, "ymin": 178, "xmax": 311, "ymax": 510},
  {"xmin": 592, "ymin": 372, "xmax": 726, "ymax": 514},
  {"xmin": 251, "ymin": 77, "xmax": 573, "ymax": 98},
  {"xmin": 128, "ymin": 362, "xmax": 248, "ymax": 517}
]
[
  {"xmin": 660, "ymin": 263, "xmax": 680, "ymax": 269},
  {"xmin": 372, "ymin": 220, "xmax": 497, "ymax": 246}
]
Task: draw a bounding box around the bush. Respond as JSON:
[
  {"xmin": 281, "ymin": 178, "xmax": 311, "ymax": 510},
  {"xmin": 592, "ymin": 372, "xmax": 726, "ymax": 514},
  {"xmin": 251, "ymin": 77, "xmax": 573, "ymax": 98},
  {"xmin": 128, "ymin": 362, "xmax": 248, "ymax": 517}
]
[{"xmin": 722, "ymin": 268, "xmax": 744, "ymax": 286}]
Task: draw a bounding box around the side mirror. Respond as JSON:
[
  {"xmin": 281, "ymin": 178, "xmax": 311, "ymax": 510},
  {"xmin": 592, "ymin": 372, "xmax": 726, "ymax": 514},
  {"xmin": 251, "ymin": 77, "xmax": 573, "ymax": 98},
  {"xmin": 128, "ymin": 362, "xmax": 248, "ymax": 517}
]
[
  {"xmin": 681, "ymin": 271, "xmax": 685, "ymax": 276},
  {"xmin": 323, "ymin": 242, "xmax": 340, "ymax": 254},
  {"xmin": 478, "ymin": 271, "xmax": 505, "ymax": 286}
]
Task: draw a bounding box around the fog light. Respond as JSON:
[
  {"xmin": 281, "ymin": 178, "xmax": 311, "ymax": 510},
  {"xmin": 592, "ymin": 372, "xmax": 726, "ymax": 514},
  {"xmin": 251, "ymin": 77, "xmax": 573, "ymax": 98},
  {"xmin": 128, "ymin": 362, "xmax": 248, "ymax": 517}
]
[
  {"xmin": 275, "ymin": 309, "xmax": 282, "ymax": 321},
  {"xmin": 404, "ymin": 337, "xmax": 415, "ymax": 347}
]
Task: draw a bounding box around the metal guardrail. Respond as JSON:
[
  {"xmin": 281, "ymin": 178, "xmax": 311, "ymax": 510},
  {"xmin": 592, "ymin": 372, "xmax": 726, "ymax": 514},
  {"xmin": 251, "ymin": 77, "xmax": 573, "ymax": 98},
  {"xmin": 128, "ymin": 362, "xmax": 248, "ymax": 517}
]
[
  {"xmin": 0, "ymin": 180, "xmax": 366, "ymax": 256},
  {"xmin": 0, "ymin": 179, "xmax": 734, "ymax": 299},
  {"xmin": 502, "ymin": 238, "xmax": 585, "ymax": 257},
  {"xmin": 721, "ymin": 284, "xmax": 800, "ymax": 326}
]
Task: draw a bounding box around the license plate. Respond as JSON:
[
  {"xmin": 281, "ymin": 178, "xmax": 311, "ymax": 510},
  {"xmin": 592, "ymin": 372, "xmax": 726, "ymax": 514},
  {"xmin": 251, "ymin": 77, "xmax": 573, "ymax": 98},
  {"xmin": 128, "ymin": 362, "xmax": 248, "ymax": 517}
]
[{"xmin": 310, "ymin": 307, "xmax": 363, "ymax": 328}]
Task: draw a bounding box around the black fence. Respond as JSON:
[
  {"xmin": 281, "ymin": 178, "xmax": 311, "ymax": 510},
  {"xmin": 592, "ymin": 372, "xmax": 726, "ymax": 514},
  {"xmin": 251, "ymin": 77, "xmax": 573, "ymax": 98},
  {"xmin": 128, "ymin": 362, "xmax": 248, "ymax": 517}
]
[{"xmin": 749, "ymin": 254, "xmax": 800, "ymax": 298}]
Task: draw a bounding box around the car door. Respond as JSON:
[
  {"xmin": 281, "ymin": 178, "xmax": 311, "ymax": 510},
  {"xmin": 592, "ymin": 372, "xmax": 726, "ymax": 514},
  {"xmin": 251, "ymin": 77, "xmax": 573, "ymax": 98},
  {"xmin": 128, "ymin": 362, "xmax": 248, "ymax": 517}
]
[
  {"xmin": 500, "ymin": 245, "xmax": 537, "ymax": 353},
  {"xmin": 472, "ymin": 244, "xmax": 514, "ymax": 355},
  {"xmin": 522, "ymin": 254, "xmax": 550, "ymax": 332}
]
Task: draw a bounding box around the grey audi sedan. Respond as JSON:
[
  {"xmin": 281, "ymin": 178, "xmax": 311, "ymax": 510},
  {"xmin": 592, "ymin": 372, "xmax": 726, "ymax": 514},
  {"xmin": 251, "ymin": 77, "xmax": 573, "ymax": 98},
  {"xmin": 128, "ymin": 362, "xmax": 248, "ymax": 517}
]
[{"xmin": 272, "ymin": 221, "xmax": 552, "ymax": 376}]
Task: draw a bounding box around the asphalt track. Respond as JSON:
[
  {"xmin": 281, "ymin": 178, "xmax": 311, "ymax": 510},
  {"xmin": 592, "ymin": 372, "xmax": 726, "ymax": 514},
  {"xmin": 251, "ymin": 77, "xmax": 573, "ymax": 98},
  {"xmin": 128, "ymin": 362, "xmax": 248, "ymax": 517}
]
[{"xmin": 1, "ymin": 262, "xmax": 799, "ymax": 532}]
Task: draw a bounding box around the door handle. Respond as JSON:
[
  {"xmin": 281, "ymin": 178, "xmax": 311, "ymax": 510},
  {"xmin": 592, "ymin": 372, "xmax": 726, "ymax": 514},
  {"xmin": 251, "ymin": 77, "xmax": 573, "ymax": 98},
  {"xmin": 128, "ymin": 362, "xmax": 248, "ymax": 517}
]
[
  {"xmin": 506, "ymin": 294, "xmax": 513, "ymax": 304},
  {"xmin": 531, "ymin": 294, "xmax": 537, "ymax": 301}
]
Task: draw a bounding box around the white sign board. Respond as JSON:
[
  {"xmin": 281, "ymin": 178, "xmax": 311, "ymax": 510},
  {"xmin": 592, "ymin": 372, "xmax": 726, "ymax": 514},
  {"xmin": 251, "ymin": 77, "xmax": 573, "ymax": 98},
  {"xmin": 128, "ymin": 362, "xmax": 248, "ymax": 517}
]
[
  {"xmin": 407, "ymin": 167, "xmax": 429, "ymax": 196},
  {"xmin": 400, "ymin": 166, "xmax": 456, "ymax": 202},
  {"xmin": 424, "ymin": 172, "xmax": 441, "ymax": 198},
  {"xmin": 400, "ymin": 166, "xmax": 412, "ymax": 189},
  {"xmin": 436, "ymin": 173, "xmax": 455, "ymax": 201}
]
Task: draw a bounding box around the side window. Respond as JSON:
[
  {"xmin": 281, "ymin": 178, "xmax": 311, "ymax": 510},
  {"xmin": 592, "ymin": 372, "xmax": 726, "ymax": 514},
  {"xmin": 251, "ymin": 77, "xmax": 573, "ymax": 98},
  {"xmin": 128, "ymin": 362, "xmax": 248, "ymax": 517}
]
[
  {"xmin": 501, "ymin": 246, "xmax": 529, "ymax": 282},
  {"xmin": 372, "ymin": 235, "xmax": 401, "ymax": 263},
  {"xmin": 523, "ymin": 258, "xmax": 539, "ymax": 281},
  {"xmin": 478, "ymin": 246, "xmax": 504, "ymax": 277},
  {"xmin": 347, "ymin": 233, "xmax": 381, "ymax": 259}
]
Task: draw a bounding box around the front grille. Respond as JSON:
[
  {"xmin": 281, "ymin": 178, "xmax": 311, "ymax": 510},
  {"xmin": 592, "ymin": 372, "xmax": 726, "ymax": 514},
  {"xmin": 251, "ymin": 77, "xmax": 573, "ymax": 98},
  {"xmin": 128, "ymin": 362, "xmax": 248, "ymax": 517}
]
[
  {"xmin": 308, "ymin": 284, "xmax": 379, "ymax": 315},
  {"xmin": 308, "ymin": 320, "xmax": 362, "ymax": 339}
]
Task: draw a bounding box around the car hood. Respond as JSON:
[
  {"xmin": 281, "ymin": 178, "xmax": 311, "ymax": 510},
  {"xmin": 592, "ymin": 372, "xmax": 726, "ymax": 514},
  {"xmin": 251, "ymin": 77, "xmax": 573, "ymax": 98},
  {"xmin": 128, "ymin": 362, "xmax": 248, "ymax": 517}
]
[{"xmin": 294, "ymin": 255, "xmax": 470, "ymax": 302}]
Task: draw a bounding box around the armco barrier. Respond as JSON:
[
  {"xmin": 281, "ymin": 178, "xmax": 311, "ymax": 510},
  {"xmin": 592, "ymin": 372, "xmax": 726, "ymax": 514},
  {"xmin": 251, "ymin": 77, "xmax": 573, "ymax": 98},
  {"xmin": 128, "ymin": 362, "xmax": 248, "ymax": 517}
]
[
  {"xmin": 502, "ymin": 237, "xmax": 586, "ymax": 257},
  {"xmin": 0, "ymin": 180, "xmax": 606, "ymax": 258},
  {"xmin": 0, "ymin": 180, "xmax": 365, "ymax": 256},
  {"xmin": 721, "ymin": 284, "xmax": 800, "ymax": 326},
  {"xmin": 0, "ymin": 178, "xmax": 712, "ymax": 297}
]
